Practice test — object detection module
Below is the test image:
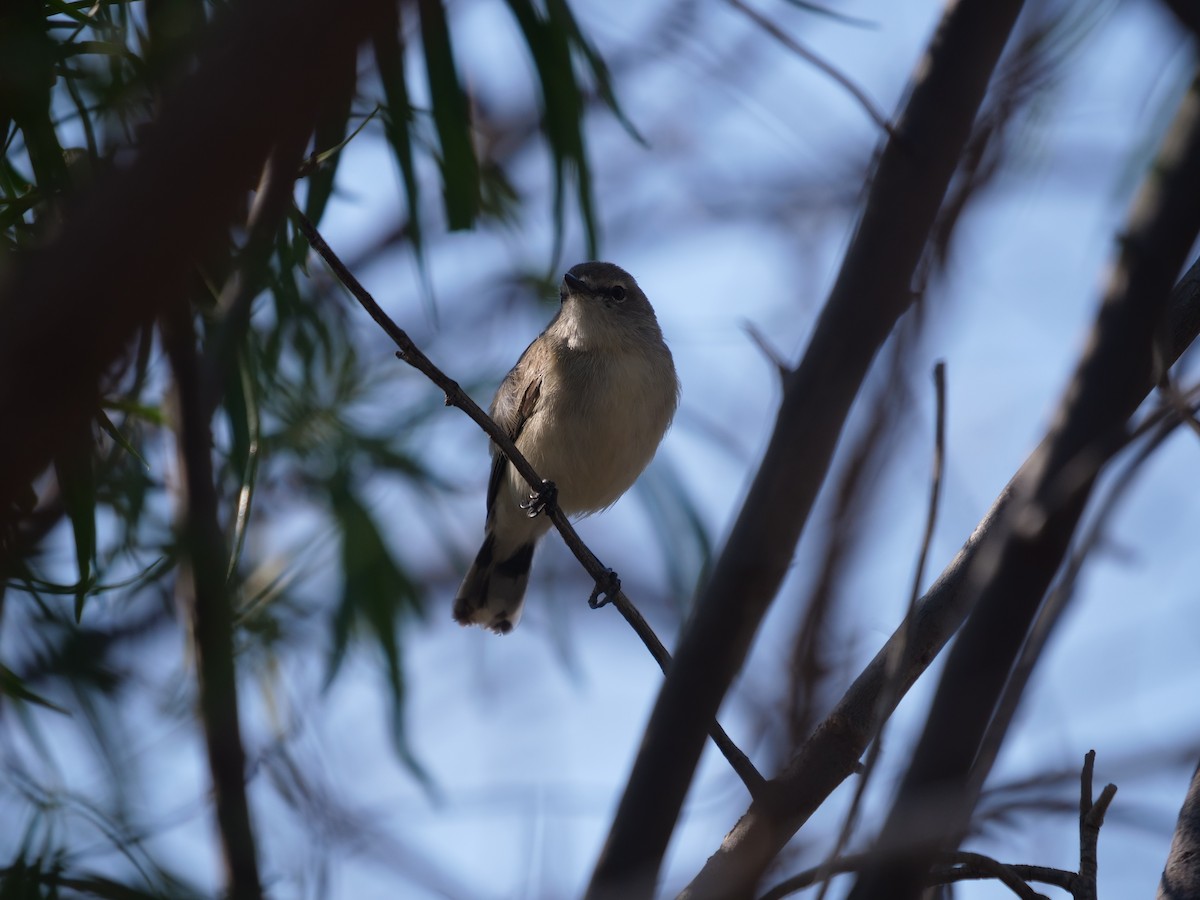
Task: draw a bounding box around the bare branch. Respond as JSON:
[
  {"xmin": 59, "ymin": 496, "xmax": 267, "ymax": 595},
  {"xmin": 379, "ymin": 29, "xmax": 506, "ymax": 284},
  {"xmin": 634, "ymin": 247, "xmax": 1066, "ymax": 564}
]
[
  {"xmin": 758, "ymin": 849, "xmax": 1072, "ymax": 900},
  {"xmin": 811, "ymin": 361, "xmax": 947, "ymax": 900},
  {"xmin": 1078, "ymin": 751, "xmax": 1117, "ymax": 900},
  {"xmin": 724, "ymin": 0, "xmax": 893, "ymax": 135},
  {"xmin": 681, "ymin": 238, "xmax": 1200, "ymax": 900},
  {"xmin": 845, "ymin": 68, "xmax": 1200, "ymax": 900}
]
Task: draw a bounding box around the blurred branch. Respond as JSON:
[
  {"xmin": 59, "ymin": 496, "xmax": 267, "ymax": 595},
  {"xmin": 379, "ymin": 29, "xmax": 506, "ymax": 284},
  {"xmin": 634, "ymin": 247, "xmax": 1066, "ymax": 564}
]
[
  {"xmin": 760, "ymin": 753, "xmax": 1114, "ymax": 900},
  {"xmin": 811, "ymin": 361, "xmax": 946, "ymax": 900},
  {"xmin": 1160, "ymin": 0, "xmax": 1200, "ymax": 41},
  {"xmin": 967, "ymin": 408, "xmax": 1187, "ymax": 808},
  {"xmin": 759, "ymin": 849, "xmax": 1071, "ymax": 899},
  {"xmin": 780, "ymin": 326, "xmax": 924, "ymax": 752},
  {"xmin": 289, "ymin": 207, "xmax": 766, "ymax": 799},
  {"xmin": 160, "ymin": 301, "xmax": 261, "ymax": 900},
  {"xmin": 725, "ymin": 0, "xmax": 892, "ymax": 134},
  {"xmin": 1159, "ymin": 756, "xmax": 1200, "ymax": 898},
  {"xmin": 846, "ymin": 68, "xmax": 1200, "ymax": 900},
  {"xmin": 680, "ymin": 115, "xmax": 1200, "ymax": 900},
  {"xmin": 591, "ymin": 0, "xmax": 1029, "ymax": 895},
  {"xmin": 0, "ymin": 0, "xmax": 392, "ymax": 540}
]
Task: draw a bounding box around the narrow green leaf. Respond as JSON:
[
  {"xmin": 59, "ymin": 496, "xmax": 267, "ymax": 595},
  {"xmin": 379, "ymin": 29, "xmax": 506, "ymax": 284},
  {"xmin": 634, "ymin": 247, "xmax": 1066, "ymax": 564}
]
[
  {"xmin": 373, "ymin": 4, "xmax": 437, "ymax": 316},
  {"xmin": 324, "ymin": 477, "xmax": 427, "ymax": 780},
  {"xmin": 96, "ymin": 409, "xmax": 149, "ymax": 469},
  {"xmin": 417, "ymin": 0, "xmax": 479, "ymax": 230},
  {"xmin": 546, "ymin": 0, "xmax": 645, "ymax": 144},
  {"xmin": 503, "ymin": 0, "xmax": 600, "ymax": 260},
  {"xmin": 53, "ymin": 430, "xmax": 96, "ymax": 621},
  {"xmin": 101, "ymin": 398, "xmax": 165, "ymax": 427},
  {"xmin": 0, "ymin": 664, "xmax": 70, "ymax": 715},
  {"xmin": 224, "ymin": 353, "xmax": 260, "ymax": 583}
]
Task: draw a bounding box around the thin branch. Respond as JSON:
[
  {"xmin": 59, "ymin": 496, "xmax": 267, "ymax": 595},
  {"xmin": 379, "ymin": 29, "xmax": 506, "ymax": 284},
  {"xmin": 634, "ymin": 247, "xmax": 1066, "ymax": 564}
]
[
  {"xmin": 1156, "ymin": 373, "xmax": 1200, "ymax": 442},
  {"xmin": 759, "ymin": 849, "xmax": 1071, "ymax": 900},
  {"xmin": 845, "ymin": 68, "xmax": 1200, "ymax": 900},
  {"xmin": 725, "ymin": 0, "xmax": 893, "ymax": 135},
  {"xmin": 1077, "ymin": 751, "xmax": 1117, "ymax": 900},
  {"xmin": 289, "ymin": 207, "xmax": 767, "ymax": 799},
  {"xmin": 937, "ymin": 852, "xmax": 1048, "ymax": 900},
  {"xmin": 160, "ymin": 300, "xmax": 262, "ymax": 900},
  {"xmin": 931, "ymin": 854, "xmax": 1069, "ymax": 897},
  {"xmin": 680, "ymin": 262, "xmax": 1200, "ymax": 900},
  {"xmin": 812, "ymin": 361, "xmax": 947, "ymax": 900},
  {"xmin": 966, "ymin": 412, "xmax": 1180, "ymax": 808},
  {"xmin": 743, "ymin": 320, "xmax": 790, "ymax": 383}
]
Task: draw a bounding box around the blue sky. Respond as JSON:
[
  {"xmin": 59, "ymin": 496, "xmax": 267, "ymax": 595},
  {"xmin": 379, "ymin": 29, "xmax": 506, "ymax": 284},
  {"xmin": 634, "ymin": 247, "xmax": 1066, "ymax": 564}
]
[
  {"xmin": 10, "ymin": 1, "xmax": 1200, "ymax": 897},
  {"xmin": 282, "ymin": 1, "xmax": 1200, "ymax": 897}
]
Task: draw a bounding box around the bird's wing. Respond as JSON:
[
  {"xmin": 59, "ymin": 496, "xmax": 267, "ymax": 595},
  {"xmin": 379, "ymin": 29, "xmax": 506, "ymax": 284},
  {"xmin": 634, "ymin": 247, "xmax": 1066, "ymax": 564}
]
[{"xmin": 486, "ymin": 352, "xmax": 543, "ymax": 518}]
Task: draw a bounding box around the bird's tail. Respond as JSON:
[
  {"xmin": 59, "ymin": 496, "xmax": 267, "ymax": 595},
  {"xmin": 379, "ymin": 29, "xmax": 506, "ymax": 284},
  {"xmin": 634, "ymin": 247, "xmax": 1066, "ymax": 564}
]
[{"xmin": 453, "ymin": 532, "xmax": 535, "ymax": 634}]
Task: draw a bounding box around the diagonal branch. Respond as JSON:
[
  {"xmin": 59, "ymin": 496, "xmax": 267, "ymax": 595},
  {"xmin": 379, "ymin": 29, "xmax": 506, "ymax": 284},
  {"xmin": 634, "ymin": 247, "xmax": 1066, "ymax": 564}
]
[
  {"xmin": 845, "ymin": 68, "xmax": 1200, "ymax": 900},
  {"xmin": 289, "ymin": 208, "xmax": 766, "ymax": 799},
  {"xmin": 682, "ymin": 251, "xmax": 1200, "ymax": 900},
  {"xmin": 724, "ymin": 0, "xmax": 892, "ymax": 134},
  {"xmin": 589, "ymin": 1, "xmax": 1028, "ymax": 896},
  {"xmin": 810, "ymin": 361, "xmax": 947, "ymax": 900}
]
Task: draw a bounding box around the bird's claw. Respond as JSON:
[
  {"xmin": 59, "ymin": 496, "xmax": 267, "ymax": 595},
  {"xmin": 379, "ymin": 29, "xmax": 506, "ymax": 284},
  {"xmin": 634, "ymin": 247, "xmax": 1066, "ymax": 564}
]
[
  {"xmin": 588, "ymin": 569, "xmax": 621, "ymax": 609},
  {"xmin": 519, "ymin": 479, "xmax": 557, "ymax": 518}
]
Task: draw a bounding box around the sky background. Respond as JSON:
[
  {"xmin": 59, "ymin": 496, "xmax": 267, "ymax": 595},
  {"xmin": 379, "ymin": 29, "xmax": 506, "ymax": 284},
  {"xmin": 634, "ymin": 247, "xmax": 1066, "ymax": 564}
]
[
  {"xmin": 9, "ymin": 0, "xmax": 1200, "ymax": 898},
  {"xmin": 295, "ymin": 1, "xmax": 1200, "ymax": 896}
]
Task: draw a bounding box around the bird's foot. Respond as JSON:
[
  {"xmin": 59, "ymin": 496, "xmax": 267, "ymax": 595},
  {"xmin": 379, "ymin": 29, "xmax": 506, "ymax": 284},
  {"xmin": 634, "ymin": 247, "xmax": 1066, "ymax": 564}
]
[
  {"xmin": 519, "ymin": 479, "xmax": 558, "ymax": 518},
  {"xmin": 588, "ymin": 568, "xmax": 621, "ymax": 609}
]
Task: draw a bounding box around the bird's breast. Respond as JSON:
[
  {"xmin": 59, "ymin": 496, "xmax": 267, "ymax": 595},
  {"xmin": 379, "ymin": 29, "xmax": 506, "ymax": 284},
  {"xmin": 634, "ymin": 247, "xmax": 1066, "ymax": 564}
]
[{"xmin": 515, "ymin": 347, "xmax": 677, "ymax": 515}]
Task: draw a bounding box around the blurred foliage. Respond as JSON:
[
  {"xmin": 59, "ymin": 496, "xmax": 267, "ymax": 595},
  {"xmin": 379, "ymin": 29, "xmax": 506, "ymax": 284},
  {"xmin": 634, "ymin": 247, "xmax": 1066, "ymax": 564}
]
[{"xmin": 0, "ymin": 0, "xmax": 671, "ymax": 894}]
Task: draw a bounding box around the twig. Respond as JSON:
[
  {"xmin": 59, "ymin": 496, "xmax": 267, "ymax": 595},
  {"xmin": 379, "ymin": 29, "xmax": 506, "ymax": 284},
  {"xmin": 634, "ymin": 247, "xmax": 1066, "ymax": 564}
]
[
  {"xmin": 725, "ymin": 0, "xmax": 893, "ymax": 136},
  {"xmin": 290, "ymin": 207, "xmax": 766, "ymax": 799},
  {"xmin": 743, "ymin": 320, "xmax": 791, "ymax": 382},
  {"xmin": 937, "ymin": 851, "xmax": 1048, "ymax": 900},
  {"xmin": 758, "ymin": 849, "xmax": 1070, "ymax": 900},
  {"xmin": 160, "ymin": 301, "xmax": 262, "ymax": 900},
  {"xmin": 812, "ymin": 360, "xmax": 947, "ymax": 900},
  {"xmin": 1077, "ymin": 751, "xmax": 1116, "ymax": 900},
  {"xmin": 1156, "ymin": 373, "xmax": 1200, "ymax": 442}
]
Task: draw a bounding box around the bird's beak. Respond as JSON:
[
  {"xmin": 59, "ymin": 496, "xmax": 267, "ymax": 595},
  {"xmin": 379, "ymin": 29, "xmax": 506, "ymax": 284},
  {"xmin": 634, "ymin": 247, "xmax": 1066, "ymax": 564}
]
[{"xmin": 563, "ymin": 272, "xmax": 587, "ymax": 295}]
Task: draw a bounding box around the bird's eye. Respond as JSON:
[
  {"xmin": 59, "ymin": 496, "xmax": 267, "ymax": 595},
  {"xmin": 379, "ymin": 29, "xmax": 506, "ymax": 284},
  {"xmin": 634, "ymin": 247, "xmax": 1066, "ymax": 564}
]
[{"xmin": 610, "ymin": 285, "xmax": 627, "ymax": 302}]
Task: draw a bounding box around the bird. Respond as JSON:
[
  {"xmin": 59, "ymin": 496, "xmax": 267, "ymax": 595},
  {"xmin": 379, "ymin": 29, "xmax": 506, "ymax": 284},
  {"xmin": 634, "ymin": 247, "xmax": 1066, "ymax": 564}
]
[{"xmin": 453, "ymin": 261, "xmax": 679, "ymax": 634}]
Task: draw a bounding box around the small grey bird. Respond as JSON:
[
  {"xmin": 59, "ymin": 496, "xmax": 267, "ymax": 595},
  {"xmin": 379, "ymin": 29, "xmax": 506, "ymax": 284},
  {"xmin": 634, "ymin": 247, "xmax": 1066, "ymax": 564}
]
[{"xmin": 454, "ymin": 262, "xmax": 679, "ymax": 634}]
